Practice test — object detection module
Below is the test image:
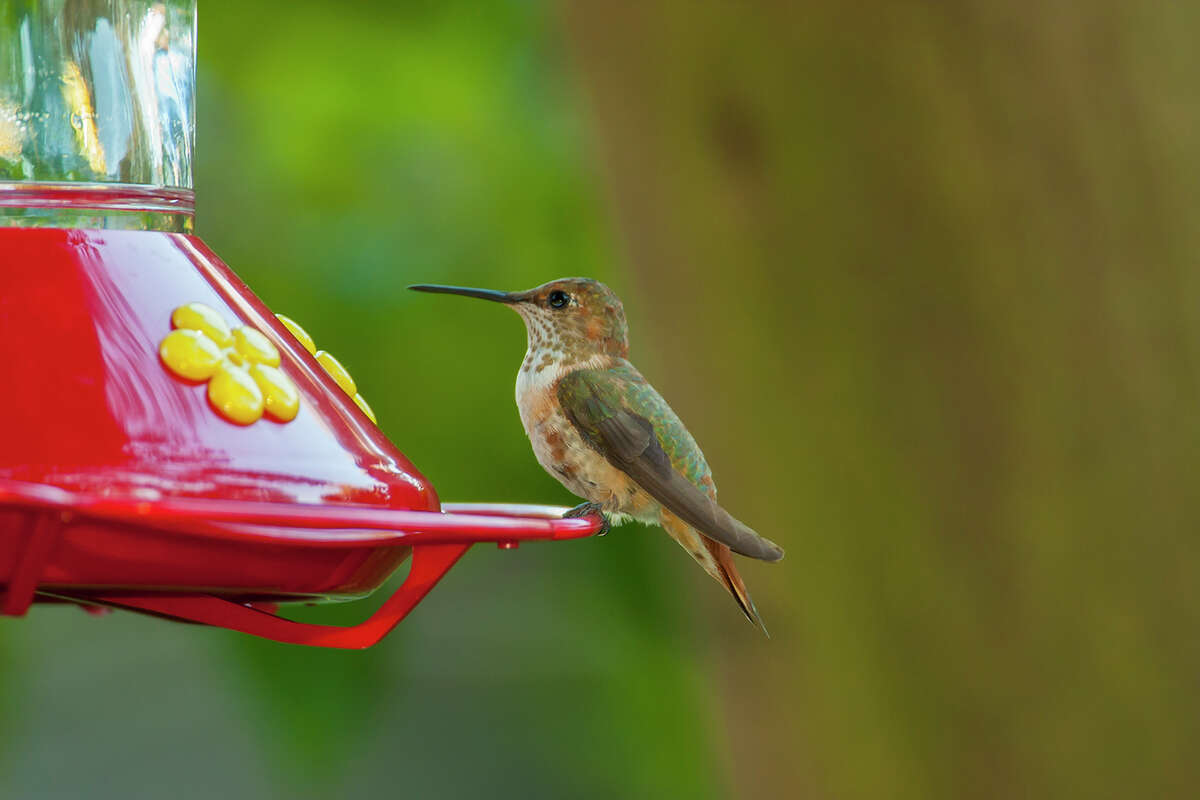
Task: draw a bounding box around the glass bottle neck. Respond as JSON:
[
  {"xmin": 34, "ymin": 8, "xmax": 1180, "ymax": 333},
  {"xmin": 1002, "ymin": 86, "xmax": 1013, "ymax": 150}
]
[{"xmin": 0, "ymin": 181, "xmax": 194, "ymax": 232}]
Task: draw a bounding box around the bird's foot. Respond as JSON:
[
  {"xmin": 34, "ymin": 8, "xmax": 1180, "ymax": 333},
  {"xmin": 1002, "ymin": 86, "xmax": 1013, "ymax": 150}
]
[{"xmin": 563, "ymin": 502, "xmax": 610, "ymax": 536}]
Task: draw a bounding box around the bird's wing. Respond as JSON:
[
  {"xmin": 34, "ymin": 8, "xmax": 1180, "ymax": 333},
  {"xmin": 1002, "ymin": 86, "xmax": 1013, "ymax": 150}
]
[{"xmin": 557, "ymin": 366, "xmax": 784, "ymax": 562}]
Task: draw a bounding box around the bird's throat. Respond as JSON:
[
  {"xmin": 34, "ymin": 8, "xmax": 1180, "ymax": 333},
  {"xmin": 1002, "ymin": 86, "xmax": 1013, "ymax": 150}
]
[{"xmin": 517, "ymin": 346, "xmax": 612, "ymax": 399}]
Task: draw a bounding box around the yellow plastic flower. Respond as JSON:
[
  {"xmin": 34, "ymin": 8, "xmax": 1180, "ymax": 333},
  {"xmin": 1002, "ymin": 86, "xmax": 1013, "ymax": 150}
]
[
  {"xmin": 159, "ymin": 303, "xmax": 378, "ymax": 427},
  {"xmin": 160, "ymin": 302, "xmax": 299, "ymax": 425},
  {"xmin": 276, "ymin": 314, "xmax": 377, "ymax": 425}
]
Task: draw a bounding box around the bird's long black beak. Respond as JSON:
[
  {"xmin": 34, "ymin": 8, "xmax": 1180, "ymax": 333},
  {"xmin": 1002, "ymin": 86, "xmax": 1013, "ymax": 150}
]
[{"xmin": 408, "ymin": 284, "xmax": 517, "ymax": 304}]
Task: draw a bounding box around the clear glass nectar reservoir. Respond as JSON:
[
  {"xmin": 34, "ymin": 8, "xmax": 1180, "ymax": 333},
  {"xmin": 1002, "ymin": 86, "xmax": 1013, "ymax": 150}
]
[{"xmin": 0, "ymin": 0, "xmax": 196, "ymax": 231}]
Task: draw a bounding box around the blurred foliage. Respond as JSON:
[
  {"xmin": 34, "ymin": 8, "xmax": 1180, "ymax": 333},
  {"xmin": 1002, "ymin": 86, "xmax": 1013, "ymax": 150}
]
[
  {"xmin": 565, "ymin": 1, "xmax": 1200, "ymax": 798},
  {"xmin": 4, "ymin": 0, "xmax": 1200, "ymax": 798}
]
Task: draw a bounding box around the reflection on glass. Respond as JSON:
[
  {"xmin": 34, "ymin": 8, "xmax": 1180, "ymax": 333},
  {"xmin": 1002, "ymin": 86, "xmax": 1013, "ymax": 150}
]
[{"xmin": 0, "ymin": 0, "xmax": 196, "ymax": 231}]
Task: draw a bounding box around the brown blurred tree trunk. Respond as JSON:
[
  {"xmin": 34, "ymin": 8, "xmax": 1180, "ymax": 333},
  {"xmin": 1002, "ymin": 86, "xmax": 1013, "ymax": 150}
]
[{"xmin": 564, "ymin": 1, "xmax": 1200, "ymax": 797}]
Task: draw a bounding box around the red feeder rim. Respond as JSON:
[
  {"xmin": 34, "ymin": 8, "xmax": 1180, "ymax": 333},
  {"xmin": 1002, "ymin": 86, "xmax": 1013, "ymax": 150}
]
[{"xmin": 0, "ymin": 479, "xmax": 602, "ymax": 649}]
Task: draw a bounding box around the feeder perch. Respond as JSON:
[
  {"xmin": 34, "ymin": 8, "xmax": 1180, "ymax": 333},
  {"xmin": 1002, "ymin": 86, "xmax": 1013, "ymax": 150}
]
[{"xmin": 0, "ymin": 1, "xmax": 601, "ymax": 648}]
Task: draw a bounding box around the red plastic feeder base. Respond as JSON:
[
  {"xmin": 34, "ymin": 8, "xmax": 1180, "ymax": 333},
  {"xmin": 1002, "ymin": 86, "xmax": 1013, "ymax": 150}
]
[{"xmin": 0, "ymin": 480, "xmax": 601, "ymax": 649}]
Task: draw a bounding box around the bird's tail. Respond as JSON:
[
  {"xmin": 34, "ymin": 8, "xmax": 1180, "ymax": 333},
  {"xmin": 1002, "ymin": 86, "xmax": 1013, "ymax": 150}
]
[
  {"xmin": 661, "ymin": 511, "xmax": 770, "ymax": 637},
  {"xmin": 706, "ymin": 537, "xmax": 769, "ymax": 637}
]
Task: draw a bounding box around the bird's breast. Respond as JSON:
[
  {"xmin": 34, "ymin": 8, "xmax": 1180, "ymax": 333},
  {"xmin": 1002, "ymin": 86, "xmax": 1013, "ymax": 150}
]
[{"xmin": 515, "ymin": 369, "xmax": 648, "ymax": 516}]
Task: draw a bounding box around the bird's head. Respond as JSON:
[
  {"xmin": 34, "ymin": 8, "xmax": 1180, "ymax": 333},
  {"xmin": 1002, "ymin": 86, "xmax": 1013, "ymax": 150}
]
[{"xmin": 409, "ymin": 277, "xmax": 630, "ymax": 362}]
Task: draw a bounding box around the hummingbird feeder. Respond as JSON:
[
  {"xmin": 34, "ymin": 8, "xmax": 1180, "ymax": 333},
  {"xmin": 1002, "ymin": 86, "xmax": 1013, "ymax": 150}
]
[{"xmin": 0, "ymin": 1, "xmax": 601, "ymax": 648}]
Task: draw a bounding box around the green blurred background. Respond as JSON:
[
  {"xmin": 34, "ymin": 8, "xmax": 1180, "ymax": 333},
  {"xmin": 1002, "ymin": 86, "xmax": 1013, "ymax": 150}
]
[{"xmin": 4, "ymin": 0, "xmax": 1200, "ymax": 797}]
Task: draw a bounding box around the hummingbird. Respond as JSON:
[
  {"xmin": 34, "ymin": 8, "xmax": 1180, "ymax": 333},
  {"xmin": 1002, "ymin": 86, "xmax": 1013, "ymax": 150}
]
[{"xmin": 409, "ymin": 278, "xmax": 784, "ymax": 632}]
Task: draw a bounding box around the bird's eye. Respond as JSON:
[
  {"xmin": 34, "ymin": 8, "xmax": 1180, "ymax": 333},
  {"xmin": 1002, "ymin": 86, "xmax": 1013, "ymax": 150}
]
[{"xmin": 547, "ymin": 290, "xmax": 570, "ymax": 309}]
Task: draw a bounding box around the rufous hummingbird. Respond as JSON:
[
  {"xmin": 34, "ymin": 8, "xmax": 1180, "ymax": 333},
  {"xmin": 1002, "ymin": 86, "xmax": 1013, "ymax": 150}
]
[{"xmin": 409, "ymin": 278, "xmax": 784, "ymax": 632}]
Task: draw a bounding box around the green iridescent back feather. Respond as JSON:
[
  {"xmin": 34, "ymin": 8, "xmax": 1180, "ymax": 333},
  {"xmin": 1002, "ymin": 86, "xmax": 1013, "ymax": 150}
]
[{"xmin": 557, "ymin": 363, "xmax": 716, "ymax": 498}]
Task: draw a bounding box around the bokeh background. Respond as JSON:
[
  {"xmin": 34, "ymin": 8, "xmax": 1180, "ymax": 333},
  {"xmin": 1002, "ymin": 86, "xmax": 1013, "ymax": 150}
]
[{"xmin": 4, "ymin": 0, "xmax": 1200, "ymax": 797}]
